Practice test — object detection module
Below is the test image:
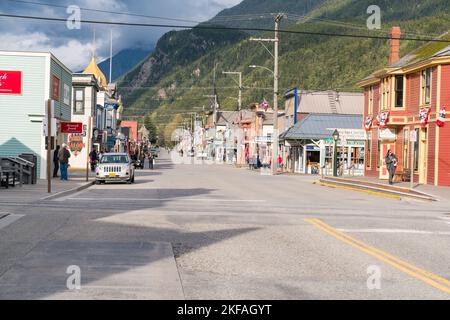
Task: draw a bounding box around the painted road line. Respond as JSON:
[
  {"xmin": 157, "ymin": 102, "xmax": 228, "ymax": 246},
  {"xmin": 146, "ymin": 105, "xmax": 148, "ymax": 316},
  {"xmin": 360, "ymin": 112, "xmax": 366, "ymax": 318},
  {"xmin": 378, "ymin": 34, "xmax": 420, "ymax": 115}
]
[
  {"xmin": 319, "ymin": 182, "xmax": 402, "ymax": 200},
  {"xmin": 68, "ymin": 197, "xmax": 267, "ymax": 203},
  {"xmin": 305, "ymin": 218, "xmax": 450, "ymax": 295},
  {"xmin": 310, "ymin": 218, "xmax": 450, "ymax": 288},
  {"xmin": 0, "ymin": 214, "xmax": 25, "ymax": 230},
  {"xmin": 337, "ymin": 228, "xmax": 450, "ymax": 236}
]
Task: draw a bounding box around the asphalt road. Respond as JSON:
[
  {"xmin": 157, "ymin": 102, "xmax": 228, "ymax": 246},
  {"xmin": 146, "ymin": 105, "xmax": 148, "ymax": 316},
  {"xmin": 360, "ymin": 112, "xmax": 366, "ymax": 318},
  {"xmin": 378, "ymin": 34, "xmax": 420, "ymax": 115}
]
[{"xmin": 0, "ymin": 151, "xmax": 449, "ymax": 299}]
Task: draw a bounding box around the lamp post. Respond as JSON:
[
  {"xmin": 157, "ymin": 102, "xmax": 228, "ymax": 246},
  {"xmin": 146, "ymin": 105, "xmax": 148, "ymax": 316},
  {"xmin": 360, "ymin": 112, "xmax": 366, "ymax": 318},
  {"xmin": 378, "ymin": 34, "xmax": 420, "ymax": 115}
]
[{"xmin": 332, "ymin": 129, "xmax": 340, "ymax": 177}]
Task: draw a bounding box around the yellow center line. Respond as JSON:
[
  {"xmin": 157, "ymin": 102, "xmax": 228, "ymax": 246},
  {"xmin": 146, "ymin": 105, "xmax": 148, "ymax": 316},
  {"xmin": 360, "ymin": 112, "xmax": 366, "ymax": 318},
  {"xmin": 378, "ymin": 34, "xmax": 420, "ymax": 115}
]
[
  {"xmin": 319, "ymin": 182, "xmax": 402, "ymax": 200},
  {"xmin": 305, "ymin": 218, "xmax": 450, "ymax": 295}
]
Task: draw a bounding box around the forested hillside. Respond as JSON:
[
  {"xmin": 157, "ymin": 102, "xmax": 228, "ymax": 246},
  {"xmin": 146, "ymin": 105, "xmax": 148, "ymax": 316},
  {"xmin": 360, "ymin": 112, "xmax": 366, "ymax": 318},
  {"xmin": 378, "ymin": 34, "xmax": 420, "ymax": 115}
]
[{"xmin": 118, "ymin": 0, "xmax": 450, "ymax": 145}]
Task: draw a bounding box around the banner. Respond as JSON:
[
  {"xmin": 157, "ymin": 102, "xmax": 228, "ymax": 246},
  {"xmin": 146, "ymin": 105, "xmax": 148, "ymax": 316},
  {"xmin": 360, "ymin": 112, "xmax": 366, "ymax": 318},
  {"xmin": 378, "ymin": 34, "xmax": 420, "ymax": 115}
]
[
  {"xmin": 0, "ymin": 71, "xmax": 22, "ymax": 94},
  {"xmin": 378, "ymin": 111, "xmax": 390, "ymax": 129},
  {"xmin": 365, "ymin": 115, "xmax": 373, "ymax": 131},
  {"xmin": 419, "ymin": 107, "xmax": 431, "ymax": 127},
  {"xmin": 437, "ymin": 106, "xmax": 446, "ymax": 127}
]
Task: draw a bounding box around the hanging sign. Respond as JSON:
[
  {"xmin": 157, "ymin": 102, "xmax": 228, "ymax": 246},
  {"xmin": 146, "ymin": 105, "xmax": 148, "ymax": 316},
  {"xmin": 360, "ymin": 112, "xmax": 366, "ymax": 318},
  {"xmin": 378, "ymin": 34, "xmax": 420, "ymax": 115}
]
[
  {"xmin": 378, "ymin": 111, "xmax": 390, "ymax": 129},
  {"xmin": 437, "ymin": 106, "xmax": 446, "ymax": 127},
  {"xmin": 365, "ymin": 115, "xmax": 373, "ymax": 131},
  {"xmin": 419, "ymin": 107, "xmax": 431, "ymax": 127},
  {"xmin": 0, "ymin": 71, "xmax": 22, "ymax": 94},
  {"xmin": 61, "ymin": 122, "xmax": 83, "ymax": 134}
]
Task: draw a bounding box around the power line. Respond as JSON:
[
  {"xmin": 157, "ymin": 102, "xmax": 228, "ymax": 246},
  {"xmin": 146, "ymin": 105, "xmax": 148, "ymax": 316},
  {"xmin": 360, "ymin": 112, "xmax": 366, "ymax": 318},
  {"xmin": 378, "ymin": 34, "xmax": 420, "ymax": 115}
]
[
  {"xmin": 5, "ymin": 0, "xmax": 201, "ymax": 24},
  {"xmin": 1, "ymin": 13, "xmax": 449, "ymax": 43}
]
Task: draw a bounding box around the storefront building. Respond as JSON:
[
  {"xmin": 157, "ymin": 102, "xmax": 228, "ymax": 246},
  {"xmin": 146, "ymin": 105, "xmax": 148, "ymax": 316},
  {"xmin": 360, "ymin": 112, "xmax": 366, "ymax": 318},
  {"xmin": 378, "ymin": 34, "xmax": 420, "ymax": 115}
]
[
  {"xmin": 69, "ymin": 73, "xmax": 100, "ymax": 171},
  {"xmin": 0, "ymin": 51, "xmax": 72, "ymax": 179},
  {"xmin": 280, "ymin": 114, "xmax": 365, "ymax": 176},
  {"xmin": 359, "ymin": 27, "xmax": 450, "ymax": 186}
]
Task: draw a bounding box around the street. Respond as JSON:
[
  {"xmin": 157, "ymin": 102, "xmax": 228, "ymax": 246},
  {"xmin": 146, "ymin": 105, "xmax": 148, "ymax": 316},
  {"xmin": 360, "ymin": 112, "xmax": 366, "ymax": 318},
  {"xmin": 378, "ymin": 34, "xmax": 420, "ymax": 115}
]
[{"xmin": 0, "ymin": 150, "xmax": 449, "ymax": 300}]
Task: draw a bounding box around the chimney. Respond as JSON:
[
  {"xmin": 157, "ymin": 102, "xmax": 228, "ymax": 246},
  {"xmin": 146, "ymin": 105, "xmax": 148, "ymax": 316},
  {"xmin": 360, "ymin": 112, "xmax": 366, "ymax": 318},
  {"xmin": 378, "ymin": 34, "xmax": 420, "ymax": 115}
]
[{"xmin": 389, "ymin": 26, "xmax": 401, "ymax": 65}]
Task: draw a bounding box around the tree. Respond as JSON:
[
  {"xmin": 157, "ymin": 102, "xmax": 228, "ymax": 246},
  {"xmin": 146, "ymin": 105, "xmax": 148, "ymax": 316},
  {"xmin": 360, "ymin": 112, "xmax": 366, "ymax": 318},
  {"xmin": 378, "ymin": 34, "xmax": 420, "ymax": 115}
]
[{"xmin": 143, "ymin": 114, "xmax": 158, "ymax": 144}]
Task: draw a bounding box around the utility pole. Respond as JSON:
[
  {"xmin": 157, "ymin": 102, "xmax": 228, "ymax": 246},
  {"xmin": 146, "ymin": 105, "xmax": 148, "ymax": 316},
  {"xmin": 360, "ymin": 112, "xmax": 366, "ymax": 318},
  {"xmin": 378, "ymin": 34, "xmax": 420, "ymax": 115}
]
[
  {"xmin": 250, "ymin": 13, "xmax": 284, "ymax": 175},
  {"xmin": 46, "ymin": 99, "xmax": 52, "ymax": 194},
  {"xmin": 222, "ymin": 71, "xmax": 242, "ymax": 111}
]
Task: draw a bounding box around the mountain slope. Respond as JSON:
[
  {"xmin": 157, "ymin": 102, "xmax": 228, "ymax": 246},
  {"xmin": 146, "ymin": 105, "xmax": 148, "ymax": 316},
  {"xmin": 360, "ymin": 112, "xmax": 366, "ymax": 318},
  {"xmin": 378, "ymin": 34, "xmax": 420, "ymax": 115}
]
[
  {"xmin": 119, "ymin": 0, "xmax": 450, "ymax": 144},
  {"xmin": 98, "ymin": 48, "xmax": 153, "ymax": 82}
]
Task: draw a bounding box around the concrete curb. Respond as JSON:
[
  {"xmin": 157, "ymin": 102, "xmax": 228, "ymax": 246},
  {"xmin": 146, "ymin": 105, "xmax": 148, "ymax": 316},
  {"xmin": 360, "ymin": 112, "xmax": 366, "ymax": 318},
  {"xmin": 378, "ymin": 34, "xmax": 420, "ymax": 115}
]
[
  {"xmin": 319, "ymin": 178, "xmax": 437, "ymax": 202},
  {"xmin": 40, "ymin": 181, "xmax": 95, "ymax": 201}
]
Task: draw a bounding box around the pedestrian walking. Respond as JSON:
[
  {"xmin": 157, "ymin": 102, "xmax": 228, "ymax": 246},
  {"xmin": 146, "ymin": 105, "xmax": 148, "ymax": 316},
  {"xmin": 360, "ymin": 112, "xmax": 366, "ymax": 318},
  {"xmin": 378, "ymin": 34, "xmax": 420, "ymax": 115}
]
[
  {"xmin": 149, "ymin": 153, "xmax": 154, "ymax": 170},
  {"xmin": 53, "ymin": 145, "xmax": 60, "ymax": 178},
  {"xmin": 385, "ymin": 150, "xmax": 398, "ymax": 185},
  {"xmin": 58, "ymin": 143, "xmax": 71, "ymax": 181},
  {"xmin": 89, "ymin": 149, "xmax": 99, "ymax": 172}
]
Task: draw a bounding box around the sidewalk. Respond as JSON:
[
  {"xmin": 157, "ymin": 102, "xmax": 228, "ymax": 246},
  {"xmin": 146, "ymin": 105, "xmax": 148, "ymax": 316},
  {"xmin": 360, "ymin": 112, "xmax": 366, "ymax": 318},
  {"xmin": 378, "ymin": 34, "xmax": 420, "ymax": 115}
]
[
  {"xmin": 0, "ymin": 173, "xmax": 95, "ymax": 203},
  {"xmin": 320, "ymin": 175, "xmax": 450, "ymax": 201}
]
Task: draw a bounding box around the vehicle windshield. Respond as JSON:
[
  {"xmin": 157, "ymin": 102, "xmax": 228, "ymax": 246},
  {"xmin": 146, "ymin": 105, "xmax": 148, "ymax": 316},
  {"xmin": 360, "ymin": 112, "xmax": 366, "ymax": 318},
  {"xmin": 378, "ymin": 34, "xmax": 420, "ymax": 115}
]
[{"xmin": 100, "ymin": 155, "xmax": 129, "ymax": 164}]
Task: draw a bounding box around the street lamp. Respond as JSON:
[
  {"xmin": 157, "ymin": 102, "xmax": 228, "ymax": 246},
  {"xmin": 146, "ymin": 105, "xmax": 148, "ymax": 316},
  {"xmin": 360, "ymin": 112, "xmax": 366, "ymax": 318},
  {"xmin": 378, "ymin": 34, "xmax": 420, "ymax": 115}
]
[
  {"xmin": 249, "ymin": 65, "xmax": 274, "ymax": 76},
  {"xmin": 332, "ymin": 129, "xmax": 340, "ymax": 177}
]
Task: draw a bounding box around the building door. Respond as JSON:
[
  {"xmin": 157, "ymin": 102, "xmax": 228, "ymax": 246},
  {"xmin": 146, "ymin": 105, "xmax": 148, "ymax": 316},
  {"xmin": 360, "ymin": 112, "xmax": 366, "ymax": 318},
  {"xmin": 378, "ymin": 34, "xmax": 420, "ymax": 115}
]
[
  {"xmin": 418, "ymin": 128, "xmax": 428, "ymax": 184},
  {"xmin": 379, "ymin": 142, "xmax": 396, "ymax": 180}
]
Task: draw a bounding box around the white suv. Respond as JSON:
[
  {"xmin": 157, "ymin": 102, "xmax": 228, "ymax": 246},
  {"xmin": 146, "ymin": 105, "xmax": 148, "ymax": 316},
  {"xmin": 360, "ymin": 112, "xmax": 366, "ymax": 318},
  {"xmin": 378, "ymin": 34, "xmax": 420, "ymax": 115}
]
[{"xmin": 95, "ymin": 153, "xmax": 135, "ymax": 184}]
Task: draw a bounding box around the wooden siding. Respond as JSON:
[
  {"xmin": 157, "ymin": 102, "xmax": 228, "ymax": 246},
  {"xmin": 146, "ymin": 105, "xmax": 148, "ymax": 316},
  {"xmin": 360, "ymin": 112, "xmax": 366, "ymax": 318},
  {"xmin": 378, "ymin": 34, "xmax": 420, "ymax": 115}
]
[{"xmin": 0, "ymin": 54, "xmax": 47, "ymax": 175}]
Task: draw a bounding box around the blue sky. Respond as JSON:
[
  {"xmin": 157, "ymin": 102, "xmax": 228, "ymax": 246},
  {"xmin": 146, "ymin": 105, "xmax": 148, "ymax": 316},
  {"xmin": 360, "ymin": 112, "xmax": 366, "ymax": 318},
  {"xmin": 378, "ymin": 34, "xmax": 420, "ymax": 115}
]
[{"xmin": 0, "ymin": 0, "xmax": 242, "ymax": 70}]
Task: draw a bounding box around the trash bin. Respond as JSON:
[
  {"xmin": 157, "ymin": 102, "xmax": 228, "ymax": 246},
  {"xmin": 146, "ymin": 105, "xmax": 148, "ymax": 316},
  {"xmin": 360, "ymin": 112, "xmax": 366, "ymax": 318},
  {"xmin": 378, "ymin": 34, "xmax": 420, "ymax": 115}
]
[{"xmin": 19, "ymin": 153, "xmax": 37, "ymax": 184}]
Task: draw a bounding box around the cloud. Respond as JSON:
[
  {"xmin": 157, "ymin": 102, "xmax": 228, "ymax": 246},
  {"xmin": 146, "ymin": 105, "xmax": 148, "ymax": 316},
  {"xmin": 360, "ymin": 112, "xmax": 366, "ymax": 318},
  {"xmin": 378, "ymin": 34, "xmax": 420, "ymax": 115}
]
[{"xmin": 0, "ymin": 0, "xmax": 242, "ymax": 70}]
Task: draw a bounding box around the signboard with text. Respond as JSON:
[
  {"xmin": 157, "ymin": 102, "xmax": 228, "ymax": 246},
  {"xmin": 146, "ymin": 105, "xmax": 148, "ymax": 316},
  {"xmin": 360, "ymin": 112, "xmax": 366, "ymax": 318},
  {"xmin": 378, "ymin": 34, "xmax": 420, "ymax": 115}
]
[
  {"xmin": 52, "ymin": 75, "xmax": 60, "ymax": 101},
  {"xmin": 0, "ymin": 71, "xmax": 22, "ymax": 95},
  {"xmin": 61, "ymin": 122, "xmax": 83, "ymax": 134}
]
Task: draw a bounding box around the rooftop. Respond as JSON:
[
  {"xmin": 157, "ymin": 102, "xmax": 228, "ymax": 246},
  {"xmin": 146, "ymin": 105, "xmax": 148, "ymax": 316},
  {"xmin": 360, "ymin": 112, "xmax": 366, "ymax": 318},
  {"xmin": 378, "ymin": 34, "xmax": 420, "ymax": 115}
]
[{"xmin": 280, "ymin": 113, "xmax": 363, "ymax": 140}]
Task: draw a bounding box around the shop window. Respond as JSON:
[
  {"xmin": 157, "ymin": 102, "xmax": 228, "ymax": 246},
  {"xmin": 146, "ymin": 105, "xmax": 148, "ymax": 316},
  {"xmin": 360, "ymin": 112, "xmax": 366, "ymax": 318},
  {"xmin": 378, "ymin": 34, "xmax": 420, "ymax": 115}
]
[
  {"xmin": 403, "ymin": 129, "xmax": 409, "ymax": 169},
  {"xmin": 74, "ymin": 88, "xmax": 84, "ymax": 114},
  {"xmin": 381, "ymin": 78, "xmax": 390, "ymax": 110},
  {"xmin": 421, "ymin": 68, "xmax": 431, "ymax": 105},
  {"xmin": 395, "ymin": 76, "xmax": 404, "ymax": 108},
  {"xmin": 414, "ymin": 128, "xmax": 419, "ymax": 171},
  {"xmin": 377, "ymin": 140, "xmax": 381, "ymax": 168},
  {"xmin": 366, "ymin": 133, "xmax": 372, "ymax": 168},
  {"xmin": 368, "ymin": 86, "xmax": 374, "ymax": 115}
]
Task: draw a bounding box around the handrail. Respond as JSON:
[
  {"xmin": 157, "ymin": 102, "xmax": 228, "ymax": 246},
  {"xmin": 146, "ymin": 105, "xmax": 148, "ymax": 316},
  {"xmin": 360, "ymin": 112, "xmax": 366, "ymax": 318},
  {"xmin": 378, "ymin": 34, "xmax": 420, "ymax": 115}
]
[{"xmin": 5, "ymin": 156, "xmax": 35, "ymax": 167}]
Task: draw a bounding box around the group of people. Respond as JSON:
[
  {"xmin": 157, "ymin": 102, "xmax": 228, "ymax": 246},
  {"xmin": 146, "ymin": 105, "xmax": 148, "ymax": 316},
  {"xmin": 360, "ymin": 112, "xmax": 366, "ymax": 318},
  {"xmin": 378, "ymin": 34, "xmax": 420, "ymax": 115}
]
[{"xmin": 52, "ymin": 144, "xmax": 71, "ymax": 181}]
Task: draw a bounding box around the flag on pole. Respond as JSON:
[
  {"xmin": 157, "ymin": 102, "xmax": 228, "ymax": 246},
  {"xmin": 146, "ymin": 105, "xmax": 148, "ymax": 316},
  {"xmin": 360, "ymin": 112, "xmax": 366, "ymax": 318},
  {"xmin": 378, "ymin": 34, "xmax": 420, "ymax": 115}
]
[{"xmin": 261, "ymin": 99, "xmax": 269, "ymax": 110}]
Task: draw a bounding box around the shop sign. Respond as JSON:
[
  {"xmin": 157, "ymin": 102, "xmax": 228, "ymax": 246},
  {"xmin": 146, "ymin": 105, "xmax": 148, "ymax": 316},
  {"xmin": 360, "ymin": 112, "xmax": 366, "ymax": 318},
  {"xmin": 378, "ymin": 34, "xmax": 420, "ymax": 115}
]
[
  {"xmin": 255, "ymin": 136, "xmax": 273, "ymax": 143},
  {"xmin": 346, "ymin": 140, "xmax": 365, "ymax": 147},
  {"xmin": 0, "ymin": 71, "xmax": 22, "ymax": 94},
  {"xmin": 61, "ymin": 122, "xmax": 83, "ymax": 134},
  {"xmin": 68, "ymin": 134, "xmax": 85, "ymax": 156},
  {"xmin": 334, "ymin": 128, "xmax": 366, "ymax": 140},
  {"xmin": 379, "ymin": 128, "xmax": 397, "ymax": 141},
  {"xmin": 52, "ymin": 75, "xmax": 60, "ymax": 101}
]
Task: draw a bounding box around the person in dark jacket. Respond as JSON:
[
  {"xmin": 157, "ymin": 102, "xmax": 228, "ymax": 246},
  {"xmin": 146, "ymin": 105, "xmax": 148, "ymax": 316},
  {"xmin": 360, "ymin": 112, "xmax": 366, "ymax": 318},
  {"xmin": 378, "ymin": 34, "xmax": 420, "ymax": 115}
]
[
  {"xmin": 58, "ymin": 144, "xmax": 71, "ymax": 181},
  {"xmin": 53, "ymin": 145, "xmax": 60, "ymax": 178},
  {"xmin": 89, "ymin": 149, "xmax": 99, "ymax": 172},
  {"xmin": 385, "ymin": 150, "xmax": 398, "ymax": 185}
]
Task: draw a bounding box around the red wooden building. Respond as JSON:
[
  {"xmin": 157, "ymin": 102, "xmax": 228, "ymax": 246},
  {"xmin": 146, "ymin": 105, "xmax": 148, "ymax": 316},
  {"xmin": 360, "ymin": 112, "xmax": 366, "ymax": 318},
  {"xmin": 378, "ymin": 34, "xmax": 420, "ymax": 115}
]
[{"xmin": 359, "ymin": 27, "xmax": 450, "ymax": 186}]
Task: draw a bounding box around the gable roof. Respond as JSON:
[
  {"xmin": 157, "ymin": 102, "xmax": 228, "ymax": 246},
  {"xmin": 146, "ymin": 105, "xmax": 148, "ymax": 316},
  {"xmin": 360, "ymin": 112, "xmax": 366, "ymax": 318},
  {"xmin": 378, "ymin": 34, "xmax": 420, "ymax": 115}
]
[
  {"xmin": 280, "ymin": 114, "xmax": 363, "ymax": 140},
  {"xmin": 288, "ymin": 91, "xmax": 363, "ymax": 115}
]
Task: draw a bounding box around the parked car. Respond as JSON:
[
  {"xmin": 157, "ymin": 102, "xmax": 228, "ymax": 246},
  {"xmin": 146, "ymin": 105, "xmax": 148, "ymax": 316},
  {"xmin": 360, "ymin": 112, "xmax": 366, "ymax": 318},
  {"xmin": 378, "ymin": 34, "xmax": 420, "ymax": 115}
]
[{"xmin": 95, "ymin": 153, "xmax": 135, "ymax": 184}]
